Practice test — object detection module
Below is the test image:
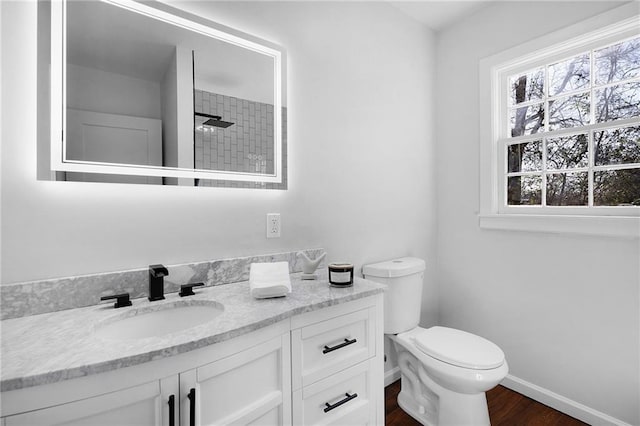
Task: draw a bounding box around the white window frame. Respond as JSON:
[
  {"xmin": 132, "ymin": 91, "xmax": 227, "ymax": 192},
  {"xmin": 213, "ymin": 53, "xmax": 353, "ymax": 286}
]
[{"xmin": 479, "ymin": 3, "xmax": 640, "ymax": 238}]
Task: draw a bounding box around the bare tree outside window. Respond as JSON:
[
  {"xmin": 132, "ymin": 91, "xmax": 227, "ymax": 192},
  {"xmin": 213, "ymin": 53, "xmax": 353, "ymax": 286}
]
[{"xmin": 505, "ymin": 35, "xmax": 640, "ymax": 207}]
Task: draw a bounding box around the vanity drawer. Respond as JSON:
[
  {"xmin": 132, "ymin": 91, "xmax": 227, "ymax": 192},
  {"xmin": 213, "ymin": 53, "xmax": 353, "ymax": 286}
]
[
  {"xmin": 291, "ymin": 306, "xmax": 375, "ymax": 389},
  {"xmin": 292, "ymin": 359, "xmax": 374, "ymax": 426}
]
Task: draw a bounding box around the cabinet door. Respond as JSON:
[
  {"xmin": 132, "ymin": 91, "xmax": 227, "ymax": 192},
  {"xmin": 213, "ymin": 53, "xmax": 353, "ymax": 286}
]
[
  {"xmin": 5, "ymin": 376, "xmax": 178, "ymax": 426},
  {"xmin": 181, "ymin": 333, "xmax": 291, "ymax": 426}
]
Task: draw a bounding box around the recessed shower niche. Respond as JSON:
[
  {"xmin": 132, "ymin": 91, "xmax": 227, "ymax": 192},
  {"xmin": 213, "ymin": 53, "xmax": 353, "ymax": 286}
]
[{"xmin": 48, "ymin": 0, "xmax": 287, "ymax": 188}]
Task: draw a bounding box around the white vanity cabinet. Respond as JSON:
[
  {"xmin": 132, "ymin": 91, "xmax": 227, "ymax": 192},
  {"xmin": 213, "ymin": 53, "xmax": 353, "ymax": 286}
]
[
  {"xmin": 1, "ymin": 294, "xmax": 383, "ymax": 426},
  {"xmin": 4, "ymin": 377, "xmax": 177, "ymax": 426},
  {"xmin": 180, "ymin": 333, "xmax": 291, "ymax": 425},
  {"xmin": 291, "ymin": 296, "xmax": 383, "ymax": 425},
  {"xmin": 1, "ymin": 322, "xmax": 291, "ymax": 426}
]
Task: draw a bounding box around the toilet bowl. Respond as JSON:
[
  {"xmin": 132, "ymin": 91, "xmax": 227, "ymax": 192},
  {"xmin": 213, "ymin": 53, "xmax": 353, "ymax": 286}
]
[
  {"xmin": 362, "ymin": 257, "xmax": 508, "ymax": 426},
  {"xmin": 390, "ymin": 326, "xmax": 508, "ymax": 425}
]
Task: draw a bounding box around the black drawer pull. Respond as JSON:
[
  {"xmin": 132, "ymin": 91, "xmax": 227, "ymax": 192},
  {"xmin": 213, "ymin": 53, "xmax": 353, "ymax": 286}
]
[
  {"xmin": 324, "ymin": 392, "xmax": 358, "ymax": 413},
  {"xmin": 323, "ymin": 338, "xmax": 357, "ymax": 354},
  {"xmin": 188, "ymin": 388, "xmax": 196, "ymax": 426},
  {"xmin": 168, "ymin": 395, "xmax": 175, "ymax": 426}
]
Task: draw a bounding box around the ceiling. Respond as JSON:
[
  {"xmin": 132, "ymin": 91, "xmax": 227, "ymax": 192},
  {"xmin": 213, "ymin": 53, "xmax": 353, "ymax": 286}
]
[
  {"xmin": 389, "ymin": 1, "xmax": 495, "ymax": 31},
  {"xmin": 66, "ymin": 1, "xmax": 275, "ymax": 104}
]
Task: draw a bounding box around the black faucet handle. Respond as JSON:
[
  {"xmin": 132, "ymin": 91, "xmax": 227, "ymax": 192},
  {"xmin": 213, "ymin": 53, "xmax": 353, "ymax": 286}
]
[
  {"xmin": 149, "ymin": 264, "xmax": 169, "ymax": 277},
  {"xmin": 179, "ymin": 282, "xmax": 205, "ymax": 297},
  {"xmin": 100, "ymin": 293, "xmax": 132, "ymax": 308}
]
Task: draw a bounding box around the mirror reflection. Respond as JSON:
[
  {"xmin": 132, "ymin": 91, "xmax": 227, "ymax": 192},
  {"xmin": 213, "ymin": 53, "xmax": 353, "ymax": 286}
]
[
  {"xmin": 193, "ymin": 45, "xmax": 276, "ymax": 180},
  {"xmin": 59, "ymin": 0, "xmax": 286, "ymax": 188}
]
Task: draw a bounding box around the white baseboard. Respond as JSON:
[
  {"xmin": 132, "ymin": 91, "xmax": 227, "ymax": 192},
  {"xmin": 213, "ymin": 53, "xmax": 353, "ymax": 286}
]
[
  {"xmin": 384, "ymin": 366, "xmax": 401, "ymax": 387},
  {"xmin": 502, "ymin": 375, "xmax": 633, "ymax": 426}
]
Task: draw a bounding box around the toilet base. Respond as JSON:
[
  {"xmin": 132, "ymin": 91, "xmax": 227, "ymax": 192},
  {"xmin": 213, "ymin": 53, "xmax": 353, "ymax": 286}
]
[
  {"xmin": 392, "ymin": 337, "xmax": 494, "ymax": 426},
  {"xmin": 395, "ymin": 362, "xmax": 439, "ymax": 425},
  {"xmin": 395, "ymin": 362, "xmax": 491, "ymax": 426},
  {"xmin": 397, "ymin": 386, "xmax": 437, "ymax": 425}
]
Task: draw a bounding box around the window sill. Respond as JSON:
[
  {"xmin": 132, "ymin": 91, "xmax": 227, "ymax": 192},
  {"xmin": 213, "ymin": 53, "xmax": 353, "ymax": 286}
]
[{"xmin": 479, "ymin": 214, "xmax": 640, "ymax": 238}]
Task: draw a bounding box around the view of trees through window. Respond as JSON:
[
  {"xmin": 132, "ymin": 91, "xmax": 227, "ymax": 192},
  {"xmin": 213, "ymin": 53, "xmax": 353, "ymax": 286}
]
[{"xmin": 506, "ymin": 35, "xmax": 640, "ymax": 207}]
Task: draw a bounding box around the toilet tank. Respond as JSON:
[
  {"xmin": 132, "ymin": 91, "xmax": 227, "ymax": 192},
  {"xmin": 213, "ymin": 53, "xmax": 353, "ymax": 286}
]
[{"xmin": 362, "ymin": 257, "xmax": 426, "ymax": 334}]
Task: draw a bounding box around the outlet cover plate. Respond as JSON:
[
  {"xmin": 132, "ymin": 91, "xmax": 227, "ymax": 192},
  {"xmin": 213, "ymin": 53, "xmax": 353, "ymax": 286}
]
[{"xmin": 266, "ymin": 213, "xmax": 281, "ymax": 238}]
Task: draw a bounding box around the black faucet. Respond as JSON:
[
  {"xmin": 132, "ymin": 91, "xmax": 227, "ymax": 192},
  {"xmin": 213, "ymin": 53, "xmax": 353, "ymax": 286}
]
[{"xmin": 149, "ymin": 264, "xmax": 169, "ymax": 301}]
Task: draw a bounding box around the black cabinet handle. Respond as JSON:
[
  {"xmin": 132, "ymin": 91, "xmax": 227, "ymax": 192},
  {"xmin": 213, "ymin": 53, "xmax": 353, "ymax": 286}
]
[
  {"xmin": 188, "ymin": 388, "xmax": 196, "ymax": 426},
  {"xmin": 324, "ymin": 392, "xmax": 358, "ymax": 413},
  {"xmin": 168, "ymin": 395, "xmax": 175, "ymax": 426},
  {"xmin": 323, "ymin": 338, "xmax": 357, "ymax": 354}
]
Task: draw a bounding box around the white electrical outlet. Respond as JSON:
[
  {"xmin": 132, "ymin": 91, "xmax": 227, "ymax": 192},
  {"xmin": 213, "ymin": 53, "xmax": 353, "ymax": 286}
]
[{"xmin": 266, "ymin": 213, "xmax": 281, "ymax": 238}]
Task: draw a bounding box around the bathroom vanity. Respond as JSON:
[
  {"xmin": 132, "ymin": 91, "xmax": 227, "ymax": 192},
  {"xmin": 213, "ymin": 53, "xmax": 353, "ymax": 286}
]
[{"xmin": 0, "ymin": 277, "xmax": 385, "ymax": 425}]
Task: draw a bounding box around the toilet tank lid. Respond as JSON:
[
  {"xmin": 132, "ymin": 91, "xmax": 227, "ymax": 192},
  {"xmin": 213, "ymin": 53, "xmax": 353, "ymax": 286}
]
[{"xmin": 362, "ymin": 257, "xmax": 425, "ymax": 278}]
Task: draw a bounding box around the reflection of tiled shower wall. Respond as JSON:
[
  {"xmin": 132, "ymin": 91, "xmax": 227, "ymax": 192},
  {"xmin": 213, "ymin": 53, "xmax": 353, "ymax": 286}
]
[{"xmin": 194, "ymin": 89, "xmax": 287, "ymax": 189}]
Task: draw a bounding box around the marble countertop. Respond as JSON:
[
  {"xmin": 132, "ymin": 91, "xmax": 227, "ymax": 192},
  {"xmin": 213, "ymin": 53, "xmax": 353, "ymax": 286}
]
[{"xmin": 1, "ymin": 275, "xmax": 385, "ymax": 392}]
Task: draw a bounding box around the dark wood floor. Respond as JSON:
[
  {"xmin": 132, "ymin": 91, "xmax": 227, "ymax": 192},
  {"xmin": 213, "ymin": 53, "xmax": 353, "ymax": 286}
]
[{"xmin": 385, "ymin": 381, "xmax": 589, "ymax": 426}]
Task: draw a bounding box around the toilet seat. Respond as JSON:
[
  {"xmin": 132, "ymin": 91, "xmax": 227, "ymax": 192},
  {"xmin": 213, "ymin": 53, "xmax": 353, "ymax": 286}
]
[{"xmin": 412, "ymin": 326, "xmax": 505, "ymax": 370}]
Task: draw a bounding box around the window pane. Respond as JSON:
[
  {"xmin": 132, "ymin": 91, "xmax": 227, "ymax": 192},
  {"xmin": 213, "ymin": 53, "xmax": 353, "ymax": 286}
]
[
  {"xmin": 594, "ymin": 36, "xmax": 640, "ymax": 85},
  {"xmin": 509, "ymin": 103, "xmax": 545, "ymax": 137},
  {"xmin": 548, "ymin": 92, "xmax": 590, "ymax": 130},
  {"xmin": 546, "ymin": 172, "xmax": 588, "ymax": 206},
  {"xmin": 508, "ymin": 141, "xmax": 542, "ymax": 172},
  {"xmin": 508, "ymin": 175, "xmax": 541, "ymax": 205},
  {"xmin": 549, "ymin": 53, "xmax": 590, "ymax": 96},
  {"xmin": 510, "ymin": 68, "xmax": 544, "ymax": 105},
  {"xmin": 595, "ymin": 82, "xmax": 640, "ymax": 122},
  {"xmin": 546, "ymin": 134, "xmax": 588, "ymax": 170},
  {"xmin": 594, "ymin": 168, "xmax": 640, "ymax": 206},
  {"xmin": 594, "ymin": 125, "xmax": 640, "ymax": 166}
]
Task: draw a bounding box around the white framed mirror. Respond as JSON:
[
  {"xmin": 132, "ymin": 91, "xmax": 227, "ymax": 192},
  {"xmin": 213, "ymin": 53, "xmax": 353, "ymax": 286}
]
[{"xmin": 50, "ymin": 0, "xmax": 287, "ymax": 188}]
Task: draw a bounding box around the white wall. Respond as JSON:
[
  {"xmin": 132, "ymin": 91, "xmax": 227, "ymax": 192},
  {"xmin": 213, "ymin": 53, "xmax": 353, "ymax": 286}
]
[
  {"xmin": 435, "ymin": 2, "xmax": 639, "ymax": 424},
  {"xmin": 161, "ymin": 45, "xmax": 193, "ymax": 177},
  {"xmin": 66, "ymin": 64, "xmax": 162, "ymax": 119},
  {"xmin": 175, "ymin": 45, "xmax": 194, "ymax": 174},
  {"xmin": 1, "ymin": 0, "xmax": 437, "ymax": 327},
  {"xmin": 161, "ymin": 48, "xmax": 179, "ymax": 170}
]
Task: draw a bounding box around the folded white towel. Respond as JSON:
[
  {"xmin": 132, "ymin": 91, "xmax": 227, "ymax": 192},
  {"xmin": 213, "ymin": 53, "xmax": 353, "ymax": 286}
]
[{"xmin": 249, "ymin": 261, "xmax": 291, "ymax": 299}]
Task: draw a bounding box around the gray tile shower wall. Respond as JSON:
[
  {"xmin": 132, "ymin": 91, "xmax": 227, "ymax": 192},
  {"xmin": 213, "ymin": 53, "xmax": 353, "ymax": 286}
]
[
  {"xmin": 194, "ymin": 90, "xmax": 287, "ymax": 190},
  {"xmin": 195, "ymin": 90, "xmax": 274, "ymax": 175},
  {"xmin": 0, "ymin": 248, "xmax": 324, "ymax": 320}
]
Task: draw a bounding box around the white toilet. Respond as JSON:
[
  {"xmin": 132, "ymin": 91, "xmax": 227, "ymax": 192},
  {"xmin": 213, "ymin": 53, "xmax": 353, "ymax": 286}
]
[{"xmin": 362, "ymin": 257, "xmax": 508, "ymax": 426}]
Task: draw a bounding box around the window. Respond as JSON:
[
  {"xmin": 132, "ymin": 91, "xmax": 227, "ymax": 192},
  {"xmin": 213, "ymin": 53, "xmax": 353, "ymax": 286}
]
[
  {"xmin": 479, "ymin": 5, "xmax": 640, "ymax": 237},
  {"xmin": 504, "ymin": 36, "xmax": 640, "ymax": 209}
]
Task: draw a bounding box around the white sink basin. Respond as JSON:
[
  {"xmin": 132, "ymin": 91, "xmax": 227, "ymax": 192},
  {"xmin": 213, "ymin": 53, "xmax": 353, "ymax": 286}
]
[{"xmin": 96, "ymin": 300, "xmax": 224, "ymax": 340}]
